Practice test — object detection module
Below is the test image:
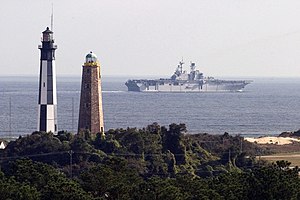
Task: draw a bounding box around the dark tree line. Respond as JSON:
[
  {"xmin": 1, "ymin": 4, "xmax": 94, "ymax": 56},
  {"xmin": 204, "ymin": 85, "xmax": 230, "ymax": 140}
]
[{"xmin": 0, "ymin": 123, "xmax": 299, "ymax": 199}]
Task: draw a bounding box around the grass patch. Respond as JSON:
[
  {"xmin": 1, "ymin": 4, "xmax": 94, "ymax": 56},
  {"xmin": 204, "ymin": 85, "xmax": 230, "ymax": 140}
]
[{"xmin": 261, "ymin": 152, "xmax": 300, "ymax": 167}]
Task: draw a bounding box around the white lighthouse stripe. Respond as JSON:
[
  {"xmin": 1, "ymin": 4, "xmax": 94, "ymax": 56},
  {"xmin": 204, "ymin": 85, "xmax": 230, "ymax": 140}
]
[
  {"xmin": 37, "ymin": 104, "xmax": 57, "ymax": 133},
  {"xmin": 52, "ymin": 61, "xmax": 57, "ymax": 105},
  {"xmin": 40, "ymin": 60, "xmax": 48, "ymax": 104},
  {"xmin": 47, "ymin": 119, "xmax": 55, "ymax": 133},
  {"xmin": 47, "ymin": 105, "xmax": 55, "ymax": 119}
]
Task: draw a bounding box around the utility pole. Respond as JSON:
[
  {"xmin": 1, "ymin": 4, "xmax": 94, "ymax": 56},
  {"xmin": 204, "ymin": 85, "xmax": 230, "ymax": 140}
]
[
  {"xmin": 72, "ymin": 97, "xmax": 74, "ymax": 133},
  {"xmin": 9, "ymin": 97, "xmax": 11, "ymax": 138},
  {"xmin": 240, "ymin": 137, "xmax": 243, "ymax": 153},
  {"xmin": 69, "ymin": 150, "xmax": 73, "ymax": 178}
]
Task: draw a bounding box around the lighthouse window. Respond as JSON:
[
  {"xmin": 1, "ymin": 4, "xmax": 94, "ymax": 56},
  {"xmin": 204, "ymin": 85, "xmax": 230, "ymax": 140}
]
[
  {"xmin": 43, "ymin": 34, "xmax": 49, "ymax": 41},
  {"xmin": 43, "ymin": 82, "xmax": 45, "ymax": 87}
]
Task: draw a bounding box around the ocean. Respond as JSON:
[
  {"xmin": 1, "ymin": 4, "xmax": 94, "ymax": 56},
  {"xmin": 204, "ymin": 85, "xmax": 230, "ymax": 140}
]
[{"xmin": 0, "ymin": 76, "xmax": 299, "ymax": 138}]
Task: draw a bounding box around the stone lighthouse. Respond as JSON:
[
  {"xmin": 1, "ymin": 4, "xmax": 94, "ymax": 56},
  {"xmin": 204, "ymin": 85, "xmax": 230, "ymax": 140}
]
[
  {"xmin": 37, "ymin": 27, "xmax": 58, "ymax": 134},
  {"xmin": 78, "ymin": 52, "xmax": 104, "ymax": 134}
]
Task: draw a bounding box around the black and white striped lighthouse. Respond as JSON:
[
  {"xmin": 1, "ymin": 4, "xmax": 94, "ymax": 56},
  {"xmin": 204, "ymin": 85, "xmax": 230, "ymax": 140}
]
[{"xmin": 37, "ymin": 27, "xmax": 58, "ymax": 134}]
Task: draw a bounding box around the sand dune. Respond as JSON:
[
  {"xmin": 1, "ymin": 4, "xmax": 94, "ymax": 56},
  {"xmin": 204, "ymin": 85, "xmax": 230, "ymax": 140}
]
[{"xmin": 245, "ymin": 136, "xmax": 300, "ymax": 145}]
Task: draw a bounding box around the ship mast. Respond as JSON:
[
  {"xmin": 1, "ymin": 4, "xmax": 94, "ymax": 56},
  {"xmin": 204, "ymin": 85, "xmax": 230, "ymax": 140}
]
[
  {"xmin": 178, "ymin": 59, "xmax": 184, "ymax": 73},
  {"xmin": 190, "ymin": 62, "xmax": 196, "ymax": 73}
]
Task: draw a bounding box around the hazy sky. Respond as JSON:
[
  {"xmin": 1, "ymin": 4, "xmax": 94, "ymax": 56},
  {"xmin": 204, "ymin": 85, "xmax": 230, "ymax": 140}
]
[{"xmin": 1, "ymin": 0, "xmax": 300, "ymax": 77}]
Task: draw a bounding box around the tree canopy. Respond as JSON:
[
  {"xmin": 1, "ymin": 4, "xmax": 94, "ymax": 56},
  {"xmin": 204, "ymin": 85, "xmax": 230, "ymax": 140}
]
[{"xmin": 0, "ymin": 123, "xmax": 299, "ymax": 199}]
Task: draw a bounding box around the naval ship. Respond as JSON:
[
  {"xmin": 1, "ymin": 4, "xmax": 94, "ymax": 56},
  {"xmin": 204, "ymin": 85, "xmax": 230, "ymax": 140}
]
[{"xmin": 125, "ymin": 61, "xmax": 252, "ymax": 92}]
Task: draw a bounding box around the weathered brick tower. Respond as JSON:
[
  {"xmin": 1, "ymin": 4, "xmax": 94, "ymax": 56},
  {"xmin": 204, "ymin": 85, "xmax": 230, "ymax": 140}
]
[{"xmin": 78, "ymin": 52, "xmax": 104, "ymax": 135}]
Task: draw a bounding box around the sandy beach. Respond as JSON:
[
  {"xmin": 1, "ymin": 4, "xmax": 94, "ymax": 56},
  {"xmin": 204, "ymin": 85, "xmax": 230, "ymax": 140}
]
[{"xmin": 245, "ymin": 136, "xmax": 300, "ymax": 145}]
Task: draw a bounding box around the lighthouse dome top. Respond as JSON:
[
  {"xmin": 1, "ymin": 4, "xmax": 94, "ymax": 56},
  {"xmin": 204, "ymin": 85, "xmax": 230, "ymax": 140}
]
[
  {"xmin": 42, "ymin": 27, "xmax": 54, "ymax": 42},
  {"xmin": 85, "ymin": 51, "xmax": 98, "ymax": 63},
  {"xmin": 43, "ymin": 27, "xmax": 53, "ymax": 34}
]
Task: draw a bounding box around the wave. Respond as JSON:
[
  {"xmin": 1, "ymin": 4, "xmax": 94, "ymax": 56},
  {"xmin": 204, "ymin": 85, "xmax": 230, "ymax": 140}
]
[{"xmin": 102, "ymin": 90, "xmax": 126, "ymax": 93}]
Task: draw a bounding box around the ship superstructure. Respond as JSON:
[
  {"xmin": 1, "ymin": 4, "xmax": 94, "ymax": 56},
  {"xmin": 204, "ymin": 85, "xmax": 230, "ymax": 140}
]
[{"xmin": 125, "ymin": 61, "xmax": 251, "ymax": 92}]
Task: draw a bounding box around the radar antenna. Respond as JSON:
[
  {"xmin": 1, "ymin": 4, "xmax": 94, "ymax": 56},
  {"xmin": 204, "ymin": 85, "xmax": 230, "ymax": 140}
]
[
  {"xmin": 190, "ymin": 62, "xmax": 196, "ymax": 72},
  {"xmin": 179, "ymin": 58, "xmax": 184, "ymax": 73}
]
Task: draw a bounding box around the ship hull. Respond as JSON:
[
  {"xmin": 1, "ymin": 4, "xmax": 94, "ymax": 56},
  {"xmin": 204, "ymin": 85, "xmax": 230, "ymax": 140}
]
[{"xmin": 125, "ymin": 80, "xmax": 251, "ymax": 92}]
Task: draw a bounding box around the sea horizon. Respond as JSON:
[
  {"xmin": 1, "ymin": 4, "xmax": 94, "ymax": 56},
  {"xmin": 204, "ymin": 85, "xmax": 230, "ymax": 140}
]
[{"xmin": 1, "ymin": 76, "xmax": 300, "ymax": 138}]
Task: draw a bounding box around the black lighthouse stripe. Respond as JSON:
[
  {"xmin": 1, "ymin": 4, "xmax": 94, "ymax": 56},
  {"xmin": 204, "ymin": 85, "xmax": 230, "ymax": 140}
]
[
  {"xmin": 47, "ymin": 61, "xmax": 53, "ymax": 104},
  {"xmin": 40, "ymin": 105, "xmax": 47, "ymax": 131},
  {"xmin": 38, "ymin": 61, "xmax": 54, "ymax": 105}
]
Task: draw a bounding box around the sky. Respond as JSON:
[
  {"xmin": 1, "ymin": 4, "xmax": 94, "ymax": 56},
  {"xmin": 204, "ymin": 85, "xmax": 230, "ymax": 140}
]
[{"xmin": 1, "ymin": 0, "xmax": 300, "ymax": 77}]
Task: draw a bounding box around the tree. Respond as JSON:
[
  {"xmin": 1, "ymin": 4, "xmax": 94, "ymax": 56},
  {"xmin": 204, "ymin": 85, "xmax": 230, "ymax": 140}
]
[
  {"xmin": 2, "ymin": 159, "xmax": 92, "ymax": 200},
  {"xmin": 79, "ymin": 158, "xmax": 143, "ymax": 199},
  {"xmin": 3, "ymin": 131, "xmax": 70, "ymax": 166},
  {"xmin": 0, "ymin": 177, "xmax": 40, "ymax": 200},
  {"xmin": 162, "ymin": 123, "xmax": 187, "ymax": 165}
]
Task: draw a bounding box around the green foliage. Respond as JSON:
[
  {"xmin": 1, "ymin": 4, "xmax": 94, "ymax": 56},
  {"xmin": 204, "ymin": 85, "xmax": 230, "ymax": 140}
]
[
  {"xmin": 0, "ymin": 177, "xmax": 40, "ymax": 200},
  {"xmin": 41, "ymin": 176, "xmax": 92, "ymax": 200},
  {"xmin": 4, "ymin": 132, "xmax": 68, "ymax": 157},
  {"xmin": 2, "ymin": 132, "xmax": 70, "ymax": 166},
  {"xmin": 79, "ymin": 157, "xmax": 143, "ymax": 199},
  {"xmin": 132, "ymin": 177, "xmax": 184, "ymax": 200},
  {"xmin": 241, "ymin": 162, "xmax": 300, "ymax": 200},
  {"xmin": 208, "ymin": 161, "xmax": 300, "ymax": 200},
  {"xmin": 1, "ymin": 123, "xmax": 300, "ymax": 199},
  {"xmin": 94, "ymin": 132, "xmax": 120, "ymax": 153},
  {"xmin": 71, "ymin": 134, "xmax": 94, "ymax": 153},
  {"xmin": 2, "ymin": 159, "xmax": 92, "ymax": 200},
  {"xmin": 162, "ymin": 123, "xmax": 187, "ymax": 165},
  {"xmin": 174, "ymin": 175, "xmax": 223, "ymax": 200},
  {"xmin": 189, "ymin": 132, "xmax": 265, "ymax": 157},
  {"xmin": 77, "ymin": 129, "xmax": 95, "ymax": 143},
  {"xmin": 56, "ymin": 130, "xmax": 74, "ymax": 142},
  {"xmin": 4, "ymin": 159, "xmax": 63, "ymax": 190}
]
